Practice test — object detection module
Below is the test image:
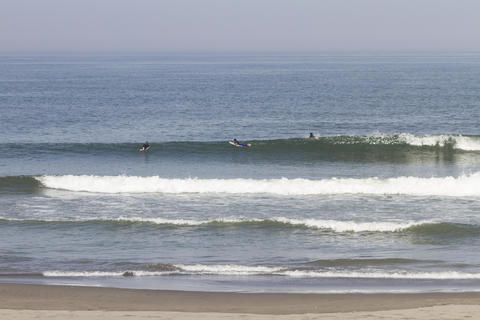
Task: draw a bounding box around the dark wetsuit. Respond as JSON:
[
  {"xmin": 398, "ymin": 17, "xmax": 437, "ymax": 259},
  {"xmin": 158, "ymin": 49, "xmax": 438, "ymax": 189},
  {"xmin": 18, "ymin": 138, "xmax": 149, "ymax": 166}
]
[{"xmin": 232, "ymin": 139, "xmax": 249, "ymax": 147}]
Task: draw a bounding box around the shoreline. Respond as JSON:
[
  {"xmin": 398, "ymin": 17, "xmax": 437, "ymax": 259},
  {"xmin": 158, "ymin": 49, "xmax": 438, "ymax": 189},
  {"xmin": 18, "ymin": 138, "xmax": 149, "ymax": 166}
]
[{"xmin": 2, "ymin": 283, "xmax": 480, "ymax": 314}]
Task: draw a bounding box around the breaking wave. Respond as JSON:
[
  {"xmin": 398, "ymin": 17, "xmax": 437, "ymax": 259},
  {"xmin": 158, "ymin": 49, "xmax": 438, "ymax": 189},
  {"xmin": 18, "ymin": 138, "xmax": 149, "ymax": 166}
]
[
  {"xmin": 1, "ymin": 216, "xmax": 477, "ymax": 235},
  {"xmin": 33, "ymin": 173, "xmax": 480, "ymax": 196},
  {"xmin": 42, "ymin": 264, "xmax": 480, "ymax": 280},
  {"xmin": 3, "ymin": 133, "xmax": 480, "ymax": 153},
  {"xmin": 393, "ymin": 133, "xmax": 480, "ymax": 151}
]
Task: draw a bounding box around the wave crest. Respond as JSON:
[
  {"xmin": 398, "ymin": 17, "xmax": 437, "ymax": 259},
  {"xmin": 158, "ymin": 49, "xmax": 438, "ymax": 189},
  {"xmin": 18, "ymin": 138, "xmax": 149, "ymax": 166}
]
[
  {"xmin": 3, "ymin": 216, "xmax": 475, "ymax": 235},
  {"xmin": 34, "ymin": 173, "xmax": 480, "ymax": 197}
]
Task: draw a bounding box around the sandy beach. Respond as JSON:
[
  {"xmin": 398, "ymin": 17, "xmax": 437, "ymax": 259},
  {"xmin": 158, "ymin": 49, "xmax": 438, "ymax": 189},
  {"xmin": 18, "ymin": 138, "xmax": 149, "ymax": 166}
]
[{"xmin": 1, "ymin": 283, "xmax": 480, "ymax": 319}]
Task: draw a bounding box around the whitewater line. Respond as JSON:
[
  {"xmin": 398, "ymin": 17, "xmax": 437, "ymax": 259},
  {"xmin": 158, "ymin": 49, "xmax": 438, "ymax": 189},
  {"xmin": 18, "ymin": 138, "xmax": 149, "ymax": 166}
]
[
  {"xmin": 0, "ymin": 216, "xmax": 434, "ymax": 232},
  {"xmin": 43, "ymin": 265, "xmax": 480, "ymax": 280},
  {"xmin": 35, "ymin": 173, "xmax": 480, "ymax": 196}
]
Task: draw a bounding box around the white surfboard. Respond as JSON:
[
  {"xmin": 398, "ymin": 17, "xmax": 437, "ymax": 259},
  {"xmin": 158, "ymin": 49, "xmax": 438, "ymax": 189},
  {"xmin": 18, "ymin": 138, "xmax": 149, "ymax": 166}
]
[{"xmin": 229, "ymin": 141, "xmax": 251, "ymax": 147}]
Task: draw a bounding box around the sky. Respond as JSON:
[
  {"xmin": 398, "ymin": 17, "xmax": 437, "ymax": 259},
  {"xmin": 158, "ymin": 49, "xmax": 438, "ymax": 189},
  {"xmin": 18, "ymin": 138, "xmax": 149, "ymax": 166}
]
[{"xmin": 1, "ymin": 0, "xmax": 480, "ymax": 52}]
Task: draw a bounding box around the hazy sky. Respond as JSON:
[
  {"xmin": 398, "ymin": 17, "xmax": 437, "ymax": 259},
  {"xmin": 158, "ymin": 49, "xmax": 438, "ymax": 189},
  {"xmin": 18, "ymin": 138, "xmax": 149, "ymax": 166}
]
[{"xmin": 1, "ymin": 0, "xmax": 480, "ymax": 52}]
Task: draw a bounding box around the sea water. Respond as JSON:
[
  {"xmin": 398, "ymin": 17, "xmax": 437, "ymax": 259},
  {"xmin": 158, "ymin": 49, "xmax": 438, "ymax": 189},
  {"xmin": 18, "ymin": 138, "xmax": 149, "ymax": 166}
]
[{"xmin": 1, "ymin": 53, "xmax": 480, "ymax": 293}]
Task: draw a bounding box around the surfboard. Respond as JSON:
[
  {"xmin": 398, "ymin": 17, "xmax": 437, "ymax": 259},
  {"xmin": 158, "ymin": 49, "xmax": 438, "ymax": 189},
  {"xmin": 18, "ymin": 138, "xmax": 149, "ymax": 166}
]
[
  {"xmin": 229, "ymin": 141, "xmax": 251, "ymax": 147},
  {"xmin": 139, "ymin": 146, "xmax": 150, "ymax": 152}
]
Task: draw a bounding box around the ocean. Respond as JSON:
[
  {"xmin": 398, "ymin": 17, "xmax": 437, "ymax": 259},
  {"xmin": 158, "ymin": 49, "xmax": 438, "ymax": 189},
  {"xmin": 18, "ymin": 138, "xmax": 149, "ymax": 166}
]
[{"xmin": 1, "ymin": 52, "xmax": 480, "ymax": 293}]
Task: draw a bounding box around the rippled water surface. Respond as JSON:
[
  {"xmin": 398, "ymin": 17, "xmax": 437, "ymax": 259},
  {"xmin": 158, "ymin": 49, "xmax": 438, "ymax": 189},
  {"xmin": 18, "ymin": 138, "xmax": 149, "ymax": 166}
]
[{"xmin": 1, "ymin": 53, "xmax": 480, "ymax": 292}]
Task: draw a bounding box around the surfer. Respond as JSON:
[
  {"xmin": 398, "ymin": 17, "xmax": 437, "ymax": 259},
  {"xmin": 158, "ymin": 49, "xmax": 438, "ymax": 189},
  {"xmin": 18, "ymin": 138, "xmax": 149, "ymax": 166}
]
[
  {"xmin": 139, "ymin": 141, "xmax": 150, "ymax": 152},
  {"xmin": 309, "ymin": 133, "xmax": 319, "ymax": 140},
  {"xmin": 231, "ymin": 138, "xmax": 251, "ymax": 147}
]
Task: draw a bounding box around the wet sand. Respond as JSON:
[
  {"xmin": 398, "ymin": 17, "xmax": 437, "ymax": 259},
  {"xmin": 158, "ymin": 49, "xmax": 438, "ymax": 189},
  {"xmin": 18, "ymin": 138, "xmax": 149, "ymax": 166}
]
[{"xmin": 1, "ymin": 283, "xmax": 480, "ymax": 319}]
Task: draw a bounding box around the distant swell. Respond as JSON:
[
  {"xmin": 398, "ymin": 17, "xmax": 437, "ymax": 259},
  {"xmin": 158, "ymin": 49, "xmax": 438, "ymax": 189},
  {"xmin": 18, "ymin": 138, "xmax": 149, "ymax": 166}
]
[
  {"xmin": 0, "ymin": 176, "xmax": 40, "ymax": 194},
  {"xmin": 33, "ymin": 173, "xmax": 480, "ymax": 196}
]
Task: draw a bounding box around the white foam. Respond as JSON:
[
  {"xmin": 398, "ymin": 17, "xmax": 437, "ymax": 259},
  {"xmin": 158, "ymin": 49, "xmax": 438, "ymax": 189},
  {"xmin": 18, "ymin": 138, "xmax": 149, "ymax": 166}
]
[
  {"xmin": 43, "ymin": 266, "xmax": 480, "ymax": 280},
  {"xmin": 43, "ymin": 265, "xmax": 281, "ymax": 277},
  {"xmin": 44, "ymin": 271, "xmax": 124, "ymax": 277},
  {"xmin": 116, "ymin": 217, "xmax": 210, "ymax": 226},
  {"xmin": 114, "ymin": 216, "xmax": 263, "ymax": 226},
  {"xmin": 398, "ymin": 133, "xmax": 480, "ymax": 151},
  {"xmin": 0, "ymin": 215, "xmax": 430, "ymax": 232},
  {"xmin": 281, "ymin": 270, "xmax": 480, "ymax": 280},
  {"xmin": 117, "ymin": 217, "xmax": 427, "ymax": 232},
  {"xmin": 175, "ymin": 264, "xmax": 283, "ymax": 275},
  {"xmin": 36, "ymin": 173, "xmax": 480, "ymax": 196},
  {"xmin": 43, "ymin": 271, "xmax": 174, "ymax": 277},
  {"xmin": 270, "ymin": 218, "xmax": 427, "ymax": 232}
]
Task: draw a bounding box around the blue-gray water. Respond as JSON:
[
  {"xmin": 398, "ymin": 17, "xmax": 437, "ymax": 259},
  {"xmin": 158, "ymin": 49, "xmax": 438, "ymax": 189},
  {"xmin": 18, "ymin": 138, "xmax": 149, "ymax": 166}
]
[{"xmin": 1, "ymin": 53, "xmax": 480, "ymax": 293}]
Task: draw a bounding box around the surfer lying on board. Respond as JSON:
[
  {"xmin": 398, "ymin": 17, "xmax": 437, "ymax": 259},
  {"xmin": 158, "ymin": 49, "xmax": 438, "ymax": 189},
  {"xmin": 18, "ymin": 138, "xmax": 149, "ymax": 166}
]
[
  {"xmin": 309, "ymin": 132, "xmax": 319, "ymax": 140},
  {"xmin": 139, "ymin": 141, "xmax": 150, "ymax": 152},
  {"xmin": 231, "ymin": 138, "xmax": 251, "ymax": 147}
]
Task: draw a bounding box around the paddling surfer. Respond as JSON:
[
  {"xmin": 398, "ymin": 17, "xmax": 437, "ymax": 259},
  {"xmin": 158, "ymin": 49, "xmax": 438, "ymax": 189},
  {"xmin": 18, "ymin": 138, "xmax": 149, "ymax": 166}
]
[
  {"xmin": 139, "ymin": 141, "xmax": 150, "ymax": 152},
  {"xmin": 232, "ymin": 138, "xmax": 251, "ymax": 147}
]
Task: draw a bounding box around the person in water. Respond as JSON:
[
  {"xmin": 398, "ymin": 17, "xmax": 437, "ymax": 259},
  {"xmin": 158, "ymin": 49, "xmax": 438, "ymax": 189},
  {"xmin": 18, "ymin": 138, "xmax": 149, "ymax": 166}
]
[
  {"xmin": 232, "ymin": 138, "xmax": 251, "ymax": 147},
  {"xmin": 140, "ymin": 141, "xmax": 150, "ymax": 151},
  {"xmin": 309, "ymin": 133, "xmax": 319, "ymax": 140}
]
